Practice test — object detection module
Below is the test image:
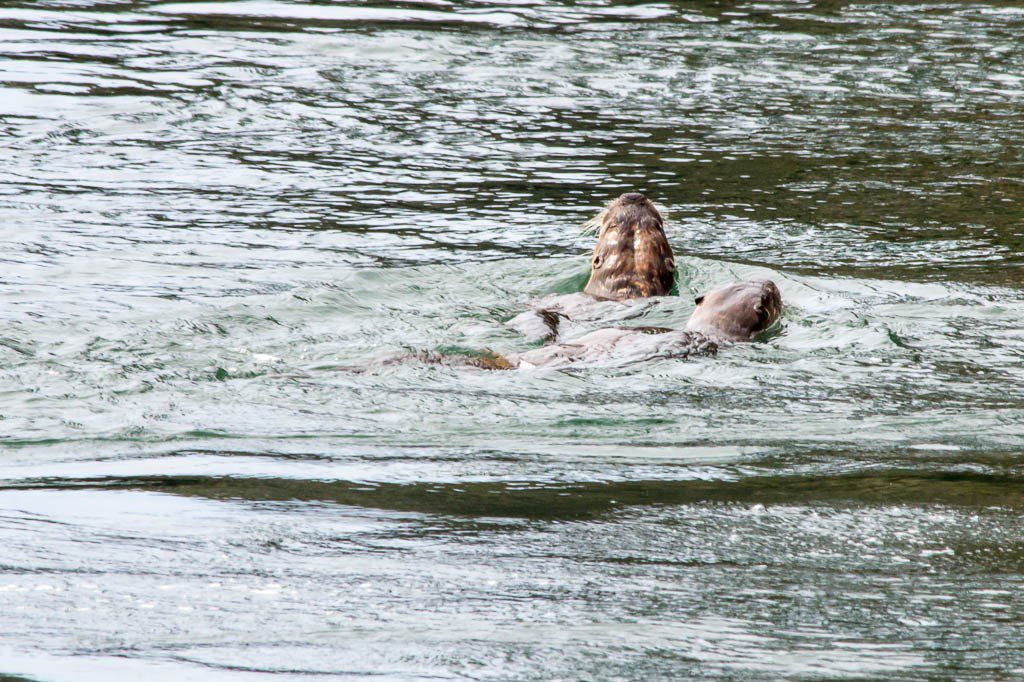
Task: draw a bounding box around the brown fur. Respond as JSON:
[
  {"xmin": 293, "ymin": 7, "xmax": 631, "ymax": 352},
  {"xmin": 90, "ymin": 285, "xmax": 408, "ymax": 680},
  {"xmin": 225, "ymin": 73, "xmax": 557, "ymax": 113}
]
[
  {"xmin": 685, "ymin": 280, "xmax": 782, "ymax": 342},
  {"xmin": 583, "ymin": 193, "xmax": 675, "ymax": 300}
]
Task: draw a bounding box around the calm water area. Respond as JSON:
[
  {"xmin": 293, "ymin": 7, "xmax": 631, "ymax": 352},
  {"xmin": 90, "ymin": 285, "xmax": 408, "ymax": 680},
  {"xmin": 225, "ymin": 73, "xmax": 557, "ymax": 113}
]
[{"xmin": 1, "ymin": 0, "xmax": 1023, "ymax": 679}]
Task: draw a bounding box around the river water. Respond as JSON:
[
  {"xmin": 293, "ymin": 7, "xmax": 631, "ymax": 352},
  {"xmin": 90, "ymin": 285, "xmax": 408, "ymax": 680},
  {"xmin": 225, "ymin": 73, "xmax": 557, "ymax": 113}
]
[{"xmin": 1, "ymin": 1, "xmax": 1023, "ymax": 679}]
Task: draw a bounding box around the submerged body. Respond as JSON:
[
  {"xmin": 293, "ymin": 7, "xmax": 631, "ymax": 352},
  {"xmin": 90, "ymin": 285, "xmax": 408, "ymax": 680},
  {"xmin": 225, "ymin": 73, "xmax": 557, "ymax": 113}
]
[
  {"xmin": 500, "ymin": 279, "xmax": 780, "ymax": 370},
  {"xmin": 389, "ymin": 326, "xmax": 716, "ymax": 371},
  {"xmin": 686, "ymin": 280, "xmax": 782, "ymax": 342},
  {"xmin": 506, "ymin": 292, "xmax": 657, "ymax": 342},
  {"xmin": 510, "ymin": 327, "xmax": 717, "ymax": 369}
]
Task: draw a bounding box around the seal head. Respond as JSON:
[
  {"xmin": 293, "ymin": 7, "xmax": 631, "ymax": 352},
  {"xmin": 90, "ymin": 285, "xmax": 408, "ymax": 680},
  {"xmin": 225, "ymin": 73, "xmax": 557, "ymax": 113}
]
[
  {"xmin": 685, "ymin": 280, "xmax": 782, "ymax": 342},
  {"xmin": 583, "ymin": 192, "xmax": 675, "ymax": 300}
]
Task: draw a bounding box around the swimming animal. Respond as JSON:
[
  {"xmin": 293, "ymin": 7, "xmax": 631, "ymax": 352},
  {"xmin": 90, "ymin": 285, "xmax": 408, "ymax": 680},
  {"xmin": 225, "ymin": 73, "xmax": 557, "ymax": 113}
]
[
  {"xmin": 508, "ymin": 192, "xmax": 674, "ymax": 341},
  {"xmin": 513, "ymin": 191, "xmax": 782, "ymax": 342},
  {"xmin": 449, "ymin": 192, "xmax": 784, "ymax": 369},
  {"xmin": 582, "ymin": 192, "xmax": 676, "ymax": 300},
  {"xmin": 686, "ymin": 280, "xmax": 782, "ymax": 342}
]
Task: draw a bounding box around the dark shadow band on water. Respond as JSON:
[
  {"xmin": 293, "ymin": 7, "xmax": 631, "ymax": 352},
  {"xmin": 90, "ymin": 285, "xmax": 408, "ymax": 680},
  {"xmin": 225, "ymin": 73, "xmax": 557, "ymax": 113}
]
[{"xmin": 5, "ymin": 471, "xmax": 1023, "ymax": 519}]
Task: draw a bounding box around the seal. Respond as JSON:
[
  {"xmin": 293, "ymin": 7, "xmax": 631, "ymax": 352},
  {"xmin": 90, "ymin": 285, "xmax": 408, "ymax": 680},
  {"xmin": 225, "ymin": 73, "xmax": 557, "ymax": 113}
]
[
  {"xmin": 685, "ymin": 280, "xmax": 782, "ymax": 342},
  {"xmin": 445, "ymin": 193, "xmax": 781, "ymax": 369},
  {"xmin": 583, "ymin": 192, "xmax": 676, "ymax": 300},
  {"xmin": 509, "ymin": 192, "xmax": 675, "ymax": 341},
  {"xmin": 493, "ymin": 278, "xmax": 779, "ymax": 369}
]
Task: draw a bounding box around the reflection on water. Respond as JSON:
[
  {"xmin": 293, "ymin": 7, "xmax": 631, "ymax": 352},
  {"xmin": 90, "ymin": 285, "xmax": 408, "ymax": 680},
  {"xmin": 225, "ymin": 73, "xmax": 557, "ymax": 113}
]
[{"xmin": 1, "ymin": 0, "xmax": 1023, "ymax": 679}]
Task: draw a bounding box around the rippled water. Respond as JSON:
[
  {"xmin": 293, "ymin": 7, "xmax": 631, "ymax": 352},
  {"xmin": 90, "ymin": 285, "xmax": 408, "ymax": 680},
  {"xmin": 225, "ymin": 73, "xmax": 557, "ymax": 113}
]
[{"xmin": 2, "ymin": 1, "xmax": 1024, "ymax": 679}]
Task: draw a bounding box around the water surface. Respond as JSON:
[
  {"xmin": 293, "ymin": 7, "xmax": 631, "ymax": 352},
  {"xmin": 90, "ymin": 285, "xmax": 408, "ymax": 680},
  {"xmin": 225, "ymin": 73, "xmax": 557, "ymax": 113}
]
[{"xmin": 1, "ymin": 1, "xmax": 1023, "ymax": 679}]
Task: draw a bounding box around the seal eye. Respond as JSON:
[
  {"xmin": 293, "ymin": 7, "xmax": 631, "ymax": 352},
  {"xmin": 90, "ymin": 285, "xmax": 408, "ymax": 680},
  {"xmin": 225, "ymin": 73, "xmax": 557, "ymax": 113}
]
[{"xmin": 592, "ymin": 254, "xmax": 603, "ymax": 269}]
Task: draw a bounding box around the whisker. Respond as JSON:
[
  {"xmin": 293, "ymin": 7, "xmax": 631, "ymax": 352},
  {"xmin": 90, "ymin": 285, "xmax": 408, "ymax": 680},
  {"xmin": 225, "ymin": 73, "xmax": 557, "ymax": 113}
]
[{"xmin": 578, "ymin": 209, "xmax": 606, "ymax": 238}]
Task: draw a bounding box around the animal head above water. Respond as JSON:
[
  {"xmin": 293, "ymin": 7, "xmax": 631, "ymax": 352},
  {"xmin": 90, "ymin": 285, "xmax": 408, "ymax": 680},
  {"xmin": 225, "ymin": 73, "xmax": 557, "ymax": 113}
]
[
  {"xmin": 582, "ymin": 192, "xmax": 675, "ymax": 300},
  {"xmin": 685, "ymin": 280, "xmax": 783, "ymax": 342}
]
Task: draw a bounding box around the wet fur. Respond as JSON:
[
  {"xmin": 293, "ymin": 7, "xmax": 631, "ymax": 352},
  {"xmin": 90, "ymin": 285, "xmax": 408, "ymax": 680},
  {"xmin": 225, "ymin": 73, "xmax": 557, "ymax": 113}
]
[
  {"xmin": 686, "ymin": 280, "xmax": 782, "ymax": 342},
  {"xmin": 583, "ymin": 193, "xmax": 675, "ymax": 300}
]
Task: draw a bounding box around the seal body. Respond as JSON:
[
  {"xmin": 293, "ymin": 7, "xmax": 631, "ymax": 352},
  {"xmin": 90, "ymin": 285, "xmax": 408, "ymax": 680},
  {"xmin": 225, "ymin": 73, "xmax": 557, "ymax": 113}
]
[
  {"xmin": 506, "ymin": 292, "xmax": 656, "ymax": 342},
  {"xmin": 583, "ymin": 193, "xmax": 675, "ymax": 300},
  {"xmin": 510, "ymin": 327, "xmax": 716, "ymax": 369},
  {"xmin": 685, "ymin": 280, "xmax": 782, "ymax": 342}
]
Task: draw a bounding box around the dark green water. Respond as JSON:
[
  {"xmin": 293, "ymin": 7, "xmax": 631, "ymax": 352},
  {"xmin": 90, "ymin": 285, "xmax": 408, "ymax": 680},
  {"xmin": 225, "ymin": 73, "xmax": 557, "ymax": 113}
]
[{"xmin": 1, "ymin": 1, "xmax": 1023, "ymax": 679}]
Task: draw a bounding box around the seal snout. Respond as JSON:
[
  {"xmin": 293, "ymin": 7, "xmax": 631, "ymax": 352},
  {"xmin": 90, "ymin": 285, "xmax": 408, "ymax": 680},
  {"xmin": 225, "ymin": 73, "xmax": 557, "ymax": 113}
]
[
  {"xmin": 607, "ymin": 192, "xmax": 659, "ymax": 225},
  {"xmin": 619, "ymin": 191, "xmax": 648, "ymax": 204}
]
